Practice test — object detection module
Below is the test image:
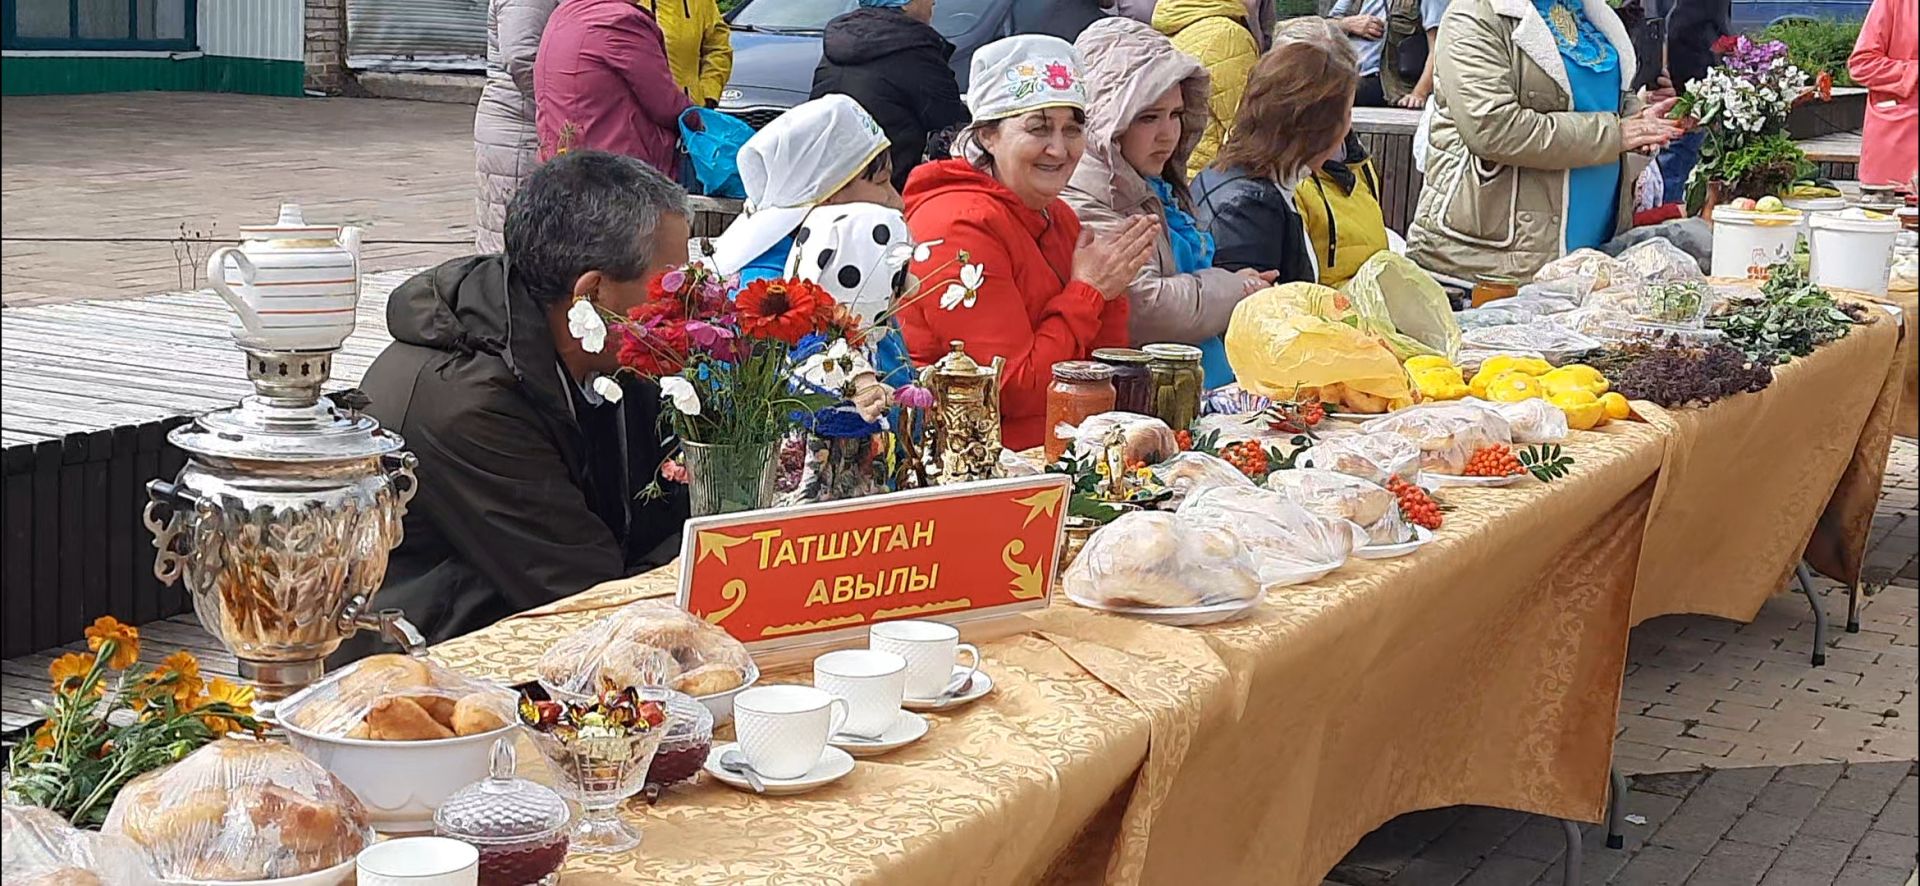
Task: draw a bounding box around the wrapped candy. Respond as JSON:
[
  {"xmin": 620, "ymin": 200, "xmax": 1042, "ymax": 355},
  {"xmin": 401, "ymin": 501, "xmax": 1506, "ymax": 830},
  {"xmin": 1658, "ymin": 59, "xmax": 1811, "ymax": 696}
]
[
  {"xmin": 1363, "ymin": 402, "xmax": 1514, "ymax": 474},
  {"xmin": 3, "ymin": 802, "xmax": 158, "ymax": 886},
  {"xmin": 1179, "ymin": 485, "xmax": 1363, "ymax": 586},
  {"xmin": 103, "ymin": 738, "xmax": 372, "ymax": 882},
  {"xmin": 280, "ymin": 654, "xmax": 515, "ymax": 741},
  {"xmin": 536, "ymin": 600, "xmax": 755, "ymax": 701},
  {"xmin": 1265, "ymin": 468, "xmax": 1413, "ymax": 545},
  {"xmin": 1063, "ymin": 510, "xmax": 1263, "ymax": 609}
]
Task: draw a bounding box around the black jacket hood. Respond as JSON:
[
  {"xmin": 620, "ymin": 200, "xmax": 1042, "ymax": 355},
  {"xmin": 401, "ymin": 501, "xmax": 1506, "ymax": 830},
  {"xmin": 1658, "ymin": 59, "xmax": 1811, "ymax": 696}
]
[{"xmin": 822, "ymin": 7, "xmax": 953, "ymax": 65}]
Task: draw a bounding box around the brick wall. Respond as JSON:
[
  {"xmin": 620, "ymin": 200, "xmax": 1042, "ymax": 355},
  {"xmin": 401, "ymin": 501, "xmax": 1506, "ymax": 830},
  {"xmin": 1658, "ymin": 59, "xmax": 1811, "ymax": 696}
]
[{"xmin": 304, "ymin": 0, "xmax": 349, "ymax": 94}]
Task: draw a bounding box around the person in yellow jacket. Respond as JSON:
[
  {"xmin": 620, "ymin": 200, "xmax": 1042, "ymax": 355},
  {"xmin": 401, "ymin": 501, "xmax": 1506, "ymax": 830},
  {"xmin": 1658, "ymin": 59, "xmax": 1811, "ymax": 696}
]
[
  {"xmin": 1295, "ymin": 132, "xmax": 1390, "ymax": 287},
  {"xmin": 1151, "ymin": 0, "xmax": 1259, "ymax": 178},
  {"xmin": 644, "ymin": 0, "xmax": 732, "ymax": 108}
]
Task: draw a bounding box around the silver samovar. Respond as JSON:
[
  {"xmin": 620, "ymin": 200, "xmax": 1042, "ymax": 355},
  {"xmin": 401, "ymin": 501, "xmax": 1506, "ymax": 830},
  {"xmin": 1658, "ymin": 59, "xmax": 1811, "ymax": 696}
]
[{"xmin": 142, "ymin": 204, "xmax": 422, "ymax": 700}]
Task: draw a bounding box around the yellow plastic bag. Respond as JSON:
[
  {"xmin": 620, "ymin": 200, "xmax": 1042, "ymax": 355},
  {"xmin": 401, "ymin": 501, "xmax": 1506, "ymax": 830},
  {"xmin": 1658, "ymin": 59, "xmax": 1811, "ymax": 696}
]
[
  {"xmin": 1342, "ymin": 253, "xmax": 1462, "ymax": 359},
  {"xmin": 1224, "ymin": 283, "xmax": 1414, "ymax": 410}
]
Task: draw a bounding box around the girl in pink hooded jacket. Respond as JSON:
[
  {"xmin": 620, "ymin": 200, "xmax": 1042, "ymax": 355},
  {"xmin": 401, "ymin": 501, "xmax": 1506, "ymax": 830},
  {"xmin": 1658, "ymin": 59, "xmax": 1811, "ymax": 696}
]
[{"xmin": 1849, "ymin": 0, "xmax": 1918, "ymax": 188}]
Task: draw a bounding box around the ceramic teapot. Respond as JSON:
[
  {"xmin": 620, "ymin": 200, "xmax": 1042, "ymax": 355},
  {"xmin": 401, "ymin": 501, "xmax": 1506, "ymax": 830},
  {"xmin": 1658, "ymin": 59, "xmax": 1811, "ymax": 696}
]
[{"xmin": 207, "ymin": 203, "xmax": 362, "ymax": 352}]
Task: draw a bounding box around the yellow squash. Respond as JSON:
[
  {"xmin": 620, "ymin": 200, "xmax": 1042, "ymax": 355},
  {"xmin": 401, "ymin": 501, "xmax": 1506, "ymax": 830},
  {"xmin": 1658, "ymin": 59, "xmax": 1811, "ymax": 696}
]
[{"xmin": 1550, "ymin": 389, "xmax": 1607, "ymax": 430}]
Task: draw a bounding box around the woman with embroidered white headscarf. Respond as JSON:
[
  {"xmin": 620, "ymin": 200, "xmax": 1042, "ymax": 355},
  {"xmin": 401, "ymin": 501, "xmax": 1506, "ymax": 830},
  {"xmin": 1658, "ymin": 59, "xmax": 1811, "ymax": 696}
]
[
  {"xmin": 709, "ymin": 94, "xmax": 904, "ymax": 285},
  {"xmin": 897, "ymin": 34, "xmax": 1159, "ymax": 451}
]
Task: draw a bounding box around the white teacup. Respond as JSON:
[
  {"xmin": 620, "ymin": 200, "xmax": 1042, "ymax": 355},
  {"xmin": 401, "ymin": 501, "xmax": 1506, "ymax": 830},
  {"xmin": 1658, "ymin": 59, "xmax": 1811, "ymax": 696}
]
[
  {"xmin": 870, "ymin": 620, "xmax": 981, "ymax": 700},
  {"xmin": 813, "ymin": 649, "xmax": 907, "ymax": 739},
  {"xmin": 356, "ymin": 836, "xmax": 479, "ymax": 886},
  {"xmin": 733, "ymin": 685, "xmax": 849, "ymax": 779}
]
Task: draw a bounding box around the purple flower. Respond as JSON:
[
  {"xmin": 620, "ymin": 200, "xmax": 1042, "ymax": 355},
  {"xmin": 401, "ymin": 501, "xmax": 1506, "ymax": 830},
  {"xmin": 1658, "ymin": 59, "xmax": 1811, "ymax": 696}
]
[
  {"xmin": 684, "ymin": 320, "xmax": 735, "ymax": 349},
  {"xmin": 895, "ymin": 384, "xmax": 935, "ymax": 409},
  {"xmin": 659, "ymin": 268, "xmax": 687, "ymax": 294}
]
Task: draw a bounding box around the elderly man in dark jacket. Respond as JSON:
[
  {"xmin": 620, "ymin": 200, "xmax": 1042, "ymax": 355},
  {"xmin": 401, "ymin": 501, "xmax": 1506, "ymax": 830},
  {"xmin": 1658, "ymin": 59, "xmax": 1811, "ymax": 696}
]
[
  {"xmin": 340, "ymin": 151, "xmax": 690, "ymax": 661},
  {"xmin": 810, "ymin": 0, "xmax": 969, "ymax": 190}
]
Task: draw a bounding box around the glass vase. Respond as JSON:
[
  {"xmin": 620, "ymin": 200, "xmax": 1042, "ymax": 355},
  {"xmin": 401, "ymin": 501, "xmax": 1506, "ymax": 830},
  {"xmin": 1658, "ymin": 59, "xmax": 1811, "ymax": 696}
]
[{"xmin": 681, "ymin": 440, "xmax": 778, "ymax": 517}]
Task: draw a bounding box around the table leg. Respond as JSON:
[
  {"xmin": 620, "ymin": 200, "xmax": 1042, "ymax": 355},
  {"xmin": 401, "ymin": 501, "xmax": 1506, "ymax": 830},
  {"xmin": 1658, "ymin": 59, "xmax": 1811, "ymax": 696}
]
[
  {"xmin": 1846, "ymin": 582, "xmax": 1861, "ymax": 633},
  {"xmin": 1607, "ymin": 766, "xmax": 1627, "ymax": 850},
  {"xmin": 1796, "ymin": 561, "xmax": 1826, "ymax": 667},
  {"xmin": 1563, "ymin": 820, "xmax": 1584, "ymax": 886}
]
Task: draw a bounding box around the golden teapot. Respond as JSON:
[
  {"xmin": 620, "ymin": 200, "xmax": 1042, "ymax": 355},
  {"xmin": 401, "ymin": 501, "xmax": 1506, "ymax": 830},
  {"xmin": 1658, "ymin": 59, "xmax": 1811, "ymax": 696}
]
[{"xmin": 919, "ymin": 341, "xmax": 1004, "ymax": 485}]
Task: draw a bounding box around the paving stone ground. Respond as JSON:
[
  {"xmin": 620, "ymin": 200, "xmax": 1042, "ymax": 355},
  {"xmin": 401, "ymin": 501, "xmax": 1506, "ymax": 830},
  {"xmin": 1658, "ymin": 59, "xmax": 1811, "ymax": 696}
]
[
  {"xmin": 1, "ymin": 93, "xmax": 475, "ymax": 307},
  {"xmin": 1327, "ymin": 440, "xmax": 1920, "ymax": 885}
]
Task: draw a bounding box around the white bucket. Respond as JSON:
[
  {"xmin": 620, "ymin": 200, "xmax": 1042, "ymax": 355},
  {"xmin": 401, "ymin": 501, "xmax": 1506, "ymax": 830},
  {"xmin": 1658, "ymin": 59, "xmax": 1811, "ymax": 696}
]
[
  {"xmin": 1711, "ymin": 208, "xmax": 1803, "ymax": 280},
  {"xmin": 1784, "ymin": 195, "xmax": 1847, "ymax": 239},
  {"xmin": 1809, "ymin": 211, "xmax": 1901, "ymax": 296}
]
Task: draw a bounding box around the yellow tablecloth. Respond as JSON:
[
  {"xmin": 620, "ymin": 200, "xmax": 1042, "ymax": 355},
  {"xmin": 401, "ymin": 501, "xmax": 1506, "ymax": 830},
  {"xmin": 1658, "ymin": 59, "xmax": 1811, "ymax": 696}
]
[
  {"xmin": 1629, "ymin": 311, "xmax": 1904, "ymax": 624},
  {"xmin": 430, "ymin": 424, "xmax": 1668, "ymax": 886}
]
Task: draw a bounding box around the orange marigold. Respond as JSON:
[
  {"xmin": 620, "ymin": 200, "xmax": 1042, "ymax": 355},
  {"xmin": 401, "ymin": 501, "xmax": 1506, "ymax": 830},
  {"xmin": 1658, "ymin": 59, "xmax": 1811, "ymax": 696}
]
[
  {"xmin": 48, "ymin": 652, "xmax": 97, "ymax": 695},
  {"xmin": 152, "ymin": 650, "xmax": 204, "ymax": 707},
  {"xmin": 199, "ymin": 678, "xmax": 257, "ymax": 735},
  {"xmin": 31, "ymin": 722, "xmax": 54, "ymax": 751},
  {"xmin": 84, "ymin": 615, "xmax": 140, "ymax": 670}
]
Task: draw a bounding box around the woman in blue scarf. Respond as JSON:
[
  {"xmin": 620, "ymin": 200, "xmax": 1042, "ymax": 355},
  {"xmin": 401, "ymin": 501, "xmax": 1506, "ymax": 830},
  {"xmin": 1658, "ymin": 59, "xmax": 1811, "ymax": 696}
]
[{"xmin": 1063, "ymin": 17, "xmax": 1275, "ymax": 391}]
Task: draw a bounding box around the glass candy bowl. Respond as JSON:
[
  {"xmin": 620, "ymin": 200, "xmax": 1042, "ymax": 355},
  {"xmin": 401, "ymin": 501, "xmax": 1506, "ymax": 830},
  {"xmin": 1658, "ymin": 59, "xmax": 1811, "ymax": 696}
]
[
  {"xmin": 436, "ymin": 739, "xmax": 572, "ymax": 886},
  {"xmin": 519, "ymin": 687, "xmax": 672, "ymax": 854}
]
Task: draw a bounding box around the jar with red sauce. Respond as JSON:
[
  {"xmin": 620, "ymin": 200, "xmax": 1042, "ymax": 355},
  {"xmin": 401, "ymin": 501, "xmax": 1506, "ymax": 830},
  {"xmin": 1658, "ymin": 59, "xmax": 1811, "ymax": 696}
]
[
  {"xmin": 1045, "ymin": 361, "xmax": 1117, "ymax": 462},
  {"xmin": 437, "ymin": 739, "xmax": 572, "ymax": 886}
]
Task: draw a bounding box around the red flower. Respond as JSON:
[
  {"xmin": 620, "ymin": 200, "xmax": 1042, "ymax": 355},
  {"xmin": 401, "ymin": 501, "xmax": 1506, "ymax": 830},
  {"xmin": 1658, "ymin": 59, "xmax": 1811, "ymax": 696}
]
[
  {"xmin": 618, "ymin": 322, "xmax": 690, "ymax": 376},
  {"xmin": 1712, "ymin": 35, "xmax": 1739, "ymax": 54},
  {"xmin": 1044, "ymin": 63, "xmax": 1074, "ymax": 91},
  {"xmin": 736, "ymin": 278, "xmax": 825, "ymax": 344},
  {"xmin": 1815, "ymin": 70, "xmax": 1833, "ymax": 102}
]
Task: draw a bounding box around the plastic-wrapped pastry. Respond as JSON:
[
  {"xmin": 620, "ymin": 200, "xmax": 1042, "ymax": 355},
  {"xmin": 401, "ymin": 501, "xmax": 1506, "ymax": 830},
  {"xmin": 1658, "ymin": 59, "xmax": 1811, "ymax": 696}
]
[
  {"xmin": 1362, "ymin": 402, "xmax": 1514, "ymax": 474},
  {"xmin": 1617, "ymin": 237, "xmax": 1704, "ymax": 284},
  {"xmin": 280, "ymin": 654, "xmax": 514, "ymax": 740},
  {"xmin": 1266, "ymin": 469, "xmax": 1412, "ymax": 545},
  {"xmin": 1179, "ymin": 485, "xmax": 1363, "ymax": 586},
  {"xmin": 1063, "ymin": 511, "xmax": 1262, "ymax": 608},
  {"xmin": 103, "ymin": 738, "xmax": 372, "ymax": 882},
  {"xmin": 1454, "ymin": 306, "xmax": 1537, "ymax": 330},
  {"xmin": 536, "ymin": 600, "xmax": 754, "ymax": 700},
  {"xmin": 1460, "ymin": 323, "xmax": 1603, "ymax": 365},
  {"xmin": 1535, "ymin": 248, "xmax": 1635, "ymax": 291},
  {"xmin": 3, "ymin": 802, "xmax": 158, "ymax": 886},
  {"xmin": 1063, "ymin": 412, "xmax": 1179, "ymax": 466},
  {"xmin": 1148, "ymin": 451, "xmax": 1254, "ymax": 505},
  {"xmin": 1461, "ymin": 396, "xmax": 1568, "ymax": 444},
  {"xmin": 1298, "ymin": 433, "xmax": 1422, "ymax": 485}
]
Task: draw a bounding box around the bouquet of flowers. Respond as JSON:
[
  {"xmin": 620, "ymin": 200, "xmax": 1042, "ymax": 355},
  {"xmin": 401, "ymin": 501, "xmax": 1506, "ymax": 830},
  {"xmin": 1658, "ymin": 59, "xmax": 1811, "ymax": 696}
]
[
  {"xmin": 1674, "ymin": 36, "xmax": 1832, "ymax": 211},
  {"xmin": 5, "ymin": 617, "xmax": 261, "ymax": 827}
]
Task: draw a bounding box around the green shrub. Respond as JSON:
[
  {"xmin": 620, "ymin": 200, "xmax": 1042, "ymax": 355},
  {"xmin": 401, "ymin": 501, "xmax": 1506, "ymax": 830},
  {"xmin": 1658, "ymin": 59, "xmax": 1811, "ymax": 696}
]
[{"xmin": 1759, "ymin": 18, "xmax": 1863, "ymax": 88}]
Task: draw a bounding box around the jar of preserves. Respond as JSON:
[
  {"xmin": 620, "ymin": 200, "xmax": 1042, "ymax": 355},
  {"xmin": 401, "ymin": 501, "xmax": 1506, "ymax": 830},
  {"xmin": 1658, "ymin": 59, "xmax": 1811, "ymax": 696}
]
[
  {"xmin": 1045, "ymin": 361, "xmax": 1117, "ymax": 462},
  {"xmin": 436, "ymin": 739, "xmax": 571, "ymax": 886},
  {"xmin": 1092, "ymin": 347, "xmax": 1154, "ymax": 415},
  {"xmin": 1142, "ymin": 343, "xmax": 1203, "ymax": 431},
  {"xmin": 1471, "ymin": 274, "xmax": 1521, "ymax": 307}
]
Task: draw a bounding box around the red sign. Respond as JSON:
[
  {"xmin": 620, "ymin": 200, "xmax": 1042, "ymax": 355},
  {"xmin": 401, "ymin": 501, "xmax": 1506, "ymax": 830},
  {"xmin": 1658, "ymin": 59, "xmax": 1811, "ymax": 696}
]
[{"xmin": 675, "ymin": 475, "xmax": 1070, "ymax": 653}]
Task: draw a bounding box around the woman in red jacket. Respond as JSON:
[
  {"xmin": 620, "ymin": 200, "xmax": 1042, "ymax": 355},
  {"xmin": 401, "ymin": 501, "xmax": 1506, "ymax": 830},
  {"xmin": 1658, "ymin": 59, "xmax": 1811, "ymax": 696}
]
[{"xmin": 899, "ymin": 35, "xmax": 1158, "ymax": 450}]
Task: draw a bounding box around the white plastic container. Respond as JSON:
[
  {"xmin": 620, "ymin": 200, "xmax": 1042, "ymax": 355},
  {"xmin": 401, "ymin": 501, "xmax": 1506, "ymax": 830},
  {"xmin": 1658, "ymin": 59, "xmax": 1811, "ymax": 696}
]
[
  {"xmin": 1809, "ymin": 210, "xmax": 1901, "ymax": 296},
  {"xmin": 1784, "ymin": 195, "xmax": 1847, "ymax": 239},
  {"xmin": 1710, "ymin": 208, "xmax": 1802, "ymax": 280}
]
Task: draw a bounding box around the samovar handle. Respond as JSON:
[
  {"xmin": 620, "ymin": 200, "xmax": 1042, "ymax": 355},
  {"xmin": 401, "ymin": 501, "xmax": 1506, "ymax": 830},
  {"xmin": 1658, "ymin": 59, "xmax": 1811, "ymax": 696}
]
[
  {"xmin": 382, "ymin": 452, "xmax": 419, "ymax": 509},
  {"xmin": 143, "ymin": 480, "xmax": 209, "ymax": 586}
]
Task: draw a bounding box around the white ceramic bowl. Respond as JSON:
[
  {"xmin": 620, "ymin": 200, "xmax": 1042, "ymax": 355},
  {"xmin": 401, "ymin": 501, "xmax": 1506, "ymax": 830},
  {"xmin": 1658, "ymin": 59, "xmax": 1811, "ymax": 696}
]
[
  {"xmin": 540, "ymin": 661, "xmax": 760, "ymax": 727},
  {"xmin": 162, "ymin": 857, "xmax": 358, "ymax": 886},
  {"xmin": 278, "ymin": 713, "xmax": 512, "ymax": 835}
]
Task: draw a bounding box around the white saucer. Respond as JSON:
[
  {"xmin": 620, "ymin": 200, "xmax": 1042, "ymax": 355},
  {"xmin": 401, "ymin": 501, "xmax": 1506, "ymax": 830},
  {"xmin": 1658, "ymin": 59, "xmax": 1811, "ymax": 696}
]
[
  {"xmin": 828, "ymin": 710, "xmax": 930, "ymax": 757},
  {"xmin": 1066, "ymin": 592, "xmax": 1262, "ymax": 625},
  {"xmin": 1419, "ymin": 471, "xmax": 1526, "ymax": 489},
  {"xmin": 1355, "ymin": 525, "xmax": 1435, "ymax": 560},
  {"xmin": 902, "ymin": 667, "xmax": 994, "ymax": 711},
  {"xmin": 703, "ymin": 743, "xmax": 854, "ymax": 796}
]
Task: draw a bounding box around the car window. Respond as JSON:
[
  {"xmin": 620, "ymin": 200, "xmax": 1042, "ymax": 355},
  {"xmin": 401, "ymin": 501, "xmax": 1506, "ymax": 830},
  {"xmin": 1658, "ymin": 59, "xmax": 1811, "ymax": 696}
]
[{"xmin": 733, "ymin": 0, "xmax": 993, "ymax": 38}]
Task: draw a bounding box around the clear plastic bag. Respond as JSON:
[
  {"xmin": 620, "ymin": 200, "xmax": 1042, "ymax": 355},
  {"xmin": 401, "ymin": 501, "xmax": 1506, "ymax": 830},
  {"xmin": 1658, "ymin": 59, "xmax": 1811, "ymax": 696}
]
[
  {"xmin": 1062, "ymin": 510, "xmax": 1262, "ymax": 609},
  {"xmin": 1545, "ymin": 305, "xmax": 1635, "ymax": 338},
  {"xmin": 1462, "ymin": 396, "xmax": 1568, "ymax": 444},
  {"xmin": 1178, "ymin": 485, "xmax": 1363, "ymax": 586},
  {"xmin": 1063, "ymin": 412, "xmax": 1179, "ymax": 466},
  {"xmin": 1454, "ymin": 306, "xmax": 1538, "ymax": 330},
  {"xmin": 1200, "ymin": 384, "xmax": 1271, "ymax": 416},
  {"xmin": 1535, "ymin": 248, "xmax": 1637, "ymax": 291},
  {"xmin": 1148, "ymin": 451, "xmax": 1254, "ymax": 505},
  {"xmin": 1297, "ymin": 433, "xmax": 1422, "ymax": 485},
  {"xmin": 1454, "ymin": 347, "xmax": 1546, "ymax": 374},
  {"xmin": 1224, "ymin": 283, "xmax": 1416, "ymax": 410},
  {"xmin": 1636, "ymin": 280, "xmax": 1711, "ymax": 326},
  {"xmin": 1362, "ymin": 402, "xmax": 1514, "ymax": 474},
  {"xmin": 1501, "ymin": 291, "xmax": 1582, "ymax": 317},
  {"xmin": 281, "ymin": 654, "xmax": 515, "ymax": 741},
  {"xmin": 1518, "ymin": 274, "xmax": 1595, "ymax": 306},
  {"xmin": 536, "ymin": 600, "xmax": 755, "ymax": 701},
  {"xmin": 1188, "ymin": 412, "xmax": 1297, "ymax": 447},
  {"xmin": 1342, "ymin": 252, "xmax": 1462, "ymax": 358},
  {"xmin": 102, "ymin": 738, "xmax": 372, "ymax": 882},
  {"xmin": 1460, "ymin": 323, "xmax": 1604, "ymax": 364},
  {"xmin": 1265, "ymin": 469, "xmax": 1413, "ymax": 545},
  {"xmin": 997, "ymin": 448, "xmax": 1044, "ymax": 477},
  {"xmin": 1618, "ymin": 237, "xmax": 1705, "ymax": 284},
  {"xmin": 3, "ymin": 802, "xmax": 159, "ymax": 886}
]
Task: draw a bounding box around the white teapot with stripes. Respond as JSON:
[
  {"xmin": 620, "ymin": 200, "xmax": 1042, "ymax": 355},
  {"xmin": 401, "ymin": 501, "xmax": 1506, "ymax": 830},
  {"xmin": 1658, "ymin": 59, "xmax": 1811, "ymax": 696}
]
[{"xmin": 207, "ymin": 203, "xmax": 362, "ymax": 352}]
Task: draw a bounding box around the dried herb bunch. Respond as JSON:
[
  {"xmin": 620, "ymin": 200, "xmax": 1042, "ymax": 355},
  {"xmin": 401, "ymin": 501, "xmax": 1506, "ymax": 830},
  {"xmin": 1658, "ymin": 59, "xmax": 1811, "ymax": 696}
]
[
  {"xmin": 1593, "ymin": 337, "xmax": 1775, "ymax": 407},
  {"xmin": 1708, "ymin": 261, "xmax": 1866, "ymax": 364}
]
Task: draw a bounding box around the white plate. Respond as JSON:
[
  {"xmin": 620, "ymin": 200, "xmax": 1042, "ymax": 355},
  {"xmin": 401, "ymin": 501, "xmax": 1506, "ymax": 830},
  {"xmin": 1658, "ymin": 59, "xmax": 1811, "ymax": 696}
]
[
  {"xmin": 1066, "ymin": 592, "xmax": 1262, "ymax": 626},
  {"xmin": 1324, "ymin": 410, "xmax": 1393, "ymax": 423},
  {"xmin": 703, "ymin": 743, "xmax": 854, "ymax": 796},
  {"xmin": 902, "ymin": 667, "xmax": 995, "ymax": 711},
  {"xmin": 1354, "ymin": 525, "xmax": 1435, "ymax": 560},
  {"xmin": 829, "ymin": 710, "xmax": 930, "ymax": 757},
  {"xmin": 1419, "ymin": 470, "xmax": 1526, "ymax": 489}
]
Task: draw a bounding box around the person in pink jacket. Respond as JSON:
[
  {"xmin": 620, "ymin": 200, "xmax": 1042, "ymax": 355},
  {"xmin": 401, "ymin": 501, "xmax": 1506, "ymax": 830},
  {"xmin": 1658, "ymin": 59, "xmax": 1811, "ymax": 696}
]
[
  {"xmin": 1849, "ymin": 0, "xmax": 1918, "ymax": 188},
  {"xmin": 534, "ymin": 0, "xmax": 693, "ymax": 177}
]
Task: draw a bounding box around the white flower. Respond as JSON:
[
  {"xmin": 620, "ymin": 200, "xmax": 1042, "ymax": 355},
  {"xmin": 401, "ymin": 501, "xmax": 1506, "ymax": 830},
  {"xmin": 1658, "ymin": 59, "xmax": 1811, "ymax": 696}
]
[
  {"xmin": 959, "ymin": 262, "xmax": 985, "ymax": 290},
  {"xmin": 911, "ymin": 238, "xmax": 945, "ymax": 263},
  {"xmin": 940, "ymin": 283, "xmax": 971, "ymax": 310},
  {"xmin": 939, "ymin": 263, "xmax": 986, "ymax": 311},
  {"xmin": 590, "ymin": 375, "xmax": 624, "ymax": 403},
  {"xmin": 798, "ymin": 339, "xmax": 871, "ymax": 390},
  {"xmin": 660, "ymin": 375, "xmax": 702, "ymax": 416},
  {"xmin": 566, "ymin": 299, "xmax": 606, "ymax": 354}
]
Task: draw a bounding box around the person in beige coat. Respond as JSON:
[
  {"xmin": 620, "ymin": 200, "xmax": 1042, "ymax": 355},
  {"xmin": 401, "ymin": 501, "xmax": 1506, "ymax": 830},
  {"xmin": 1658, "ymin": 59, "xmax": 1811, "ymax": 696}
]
[
  {"xmin": 1064, "ymin": 17, "xmax": 1272, "ymax": 363},
  {"xmin": 1406, "ymin": 0, "xmax": 1680, "ymax": 280}
]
